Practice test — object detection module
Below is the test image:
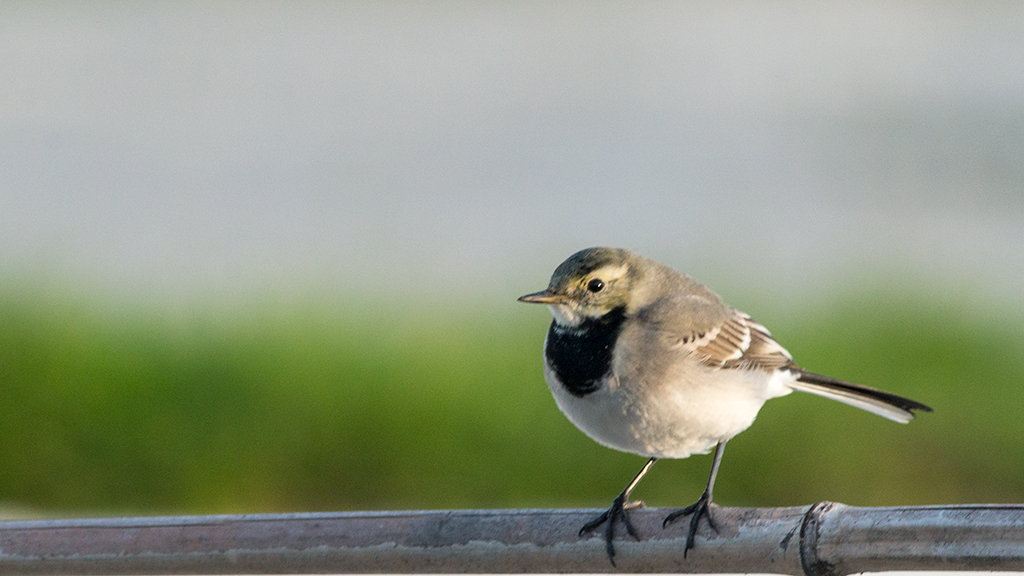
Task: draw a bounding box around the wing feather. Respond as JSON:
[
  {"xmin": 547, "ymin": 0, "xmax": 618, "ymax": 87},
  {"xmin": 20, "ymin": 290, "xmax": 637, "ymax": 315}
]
[{"xmin": 683, "ymin": 311, "xmax": 793, "ymax": 370}]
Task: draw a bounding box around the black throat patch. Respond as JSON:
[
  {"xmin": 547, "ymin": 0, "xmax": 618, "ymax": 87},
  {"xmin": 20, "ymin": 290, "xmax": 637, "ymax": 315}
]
[{"xmin": 545, "ymin": 306, "xmax": 627, "ymax": 398}]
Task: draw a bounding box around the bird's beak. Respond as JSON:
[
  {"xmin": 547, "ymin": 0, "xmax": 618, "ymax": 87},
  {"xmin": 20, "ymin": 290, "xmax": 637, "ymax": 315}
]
[{"xmin": 518, "ymin": 289, "xmax": 568, "ymax": 304}]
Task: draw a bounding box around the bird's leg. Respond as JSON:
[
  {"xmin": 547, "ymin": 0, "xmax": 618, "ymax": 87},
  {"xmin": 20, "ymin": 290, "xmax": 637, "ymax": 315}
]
[
  {"xmin": 579, "ymin": 457, "xmax": 657, "ymax": 565},
  {"xmin": 663, "ymin": 441, "xmax": 726, "ymax": 557}
]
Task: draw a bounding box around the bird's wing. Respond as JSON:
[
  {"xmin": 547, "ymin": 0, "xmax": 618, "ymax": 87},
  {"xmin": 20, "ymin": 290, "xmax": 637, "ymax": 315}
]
[{"xmin": 669, "ymin": 308, "xmax": 795, "ymax": 371}]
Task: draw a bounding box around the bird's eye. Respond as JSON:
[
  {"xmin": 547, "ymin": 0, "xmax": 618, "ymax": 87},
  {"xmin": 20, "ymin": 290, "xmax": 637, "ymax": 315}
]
[{"xmin": 587, "ymin": 278, "xmax": 605, "ymax": 293}]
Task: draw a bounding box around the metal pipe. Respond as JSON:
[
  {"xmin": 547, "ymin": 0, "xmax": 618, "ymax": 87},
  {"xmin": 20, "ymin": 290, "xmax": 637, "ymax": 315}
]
[
  {"xmin": 0, "ymin": 504, "xmax": 1021, "ymax": 574},
  {"xmin": 804, "ymin": 502, "xmax": 1024, "ymax": 575}
]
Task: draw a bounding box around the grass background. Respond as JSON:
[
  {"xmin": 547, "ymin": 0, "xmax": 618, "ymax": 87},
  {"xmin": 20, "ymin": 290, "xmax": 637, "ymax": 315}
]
[{"xmin": 0, "ymin": 280, "xmax": 1021, "ymax": 518}]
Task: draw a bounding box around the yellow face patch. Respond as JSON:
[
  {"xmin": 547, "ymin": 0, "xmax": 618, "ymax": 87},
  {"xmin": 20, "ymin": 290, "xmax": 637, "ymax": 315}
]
[{"xmin": 586, "ymin": 263, "xmax": 629, "ymax": 285}]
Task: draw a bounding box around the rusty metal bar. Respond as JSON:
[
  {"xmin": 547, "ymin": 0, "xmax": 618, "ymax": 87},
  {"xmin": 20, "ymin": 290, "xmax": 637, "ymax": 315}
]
[{"xmin": 0, "ymin": 503, "xmax": 1021, "ymax": 574}]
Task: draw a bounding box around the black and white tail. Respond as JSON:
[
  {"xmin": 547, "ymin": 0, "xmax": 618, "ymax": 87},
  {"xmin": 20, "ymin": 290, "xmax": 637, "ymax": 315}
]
[{"xmin": 786, "ymin": 369, "xmax": 933, "ymax": 424}]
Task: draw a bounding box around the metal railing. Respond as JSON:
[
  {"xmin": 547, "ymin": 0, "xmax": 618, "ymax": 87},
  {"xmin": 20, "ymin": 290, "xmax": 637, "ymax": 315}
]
[{"xmin": 1, "ymin": 502, "xmax": 1022, "ymax": 574}]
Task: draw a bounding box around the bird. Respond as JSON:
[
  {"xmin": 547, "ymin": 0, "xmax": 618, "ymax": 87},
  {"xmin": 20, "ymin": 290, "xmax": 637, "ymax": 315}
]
[{"xmin": 518, "ymin": 247, "xmax": 932, "ymax": 564}]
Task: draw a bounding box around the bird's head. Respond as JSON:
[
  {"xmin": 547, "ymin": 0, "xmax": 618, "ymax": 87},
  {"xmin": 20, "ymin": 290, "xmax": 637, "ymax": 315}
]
[{"xmin": 518, "ymin": 247, "xmax": 641, "ymax": 326}]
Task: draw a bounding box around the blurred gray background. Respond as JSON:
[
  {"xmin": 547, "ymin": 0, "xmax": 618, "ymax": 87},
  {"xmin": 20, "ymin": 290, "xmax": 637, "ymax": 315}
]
[{"xmin": 3, "ymin": 1, "xmax": 1023, "ymax": 307}]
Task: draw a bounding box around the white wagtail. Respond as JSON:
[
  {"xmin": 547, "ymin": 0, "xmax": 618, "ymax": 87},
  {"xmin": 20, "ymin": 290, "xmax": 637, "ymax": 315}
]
[{"xmin": 518, "ymin": 247, "xmax": 931, "ymax": 563}]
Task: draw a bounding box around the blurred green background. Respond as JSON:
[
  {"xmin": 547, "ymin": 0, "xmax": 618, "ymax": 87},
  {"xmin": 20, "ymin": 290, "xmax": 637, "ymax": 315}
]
[
  {"xmin": 3, "ymin": 3, "xmax": 1024, "ymax": 519},
  {"xmin": 1, "ymin": 279, "xmax": 1021, "ymax": 518}
]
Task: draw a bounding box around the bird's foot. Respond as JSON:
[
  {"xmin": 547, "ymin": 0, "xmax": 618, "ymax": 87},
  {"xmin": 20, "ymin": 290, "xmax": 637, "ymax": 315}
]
[
  {"xmin": 579, "ymin": 493, "xmax": 645, "ymax": 565},
  {"xmin": 662, "ymin": 489, "xmax": 717, "ymax": 557}
]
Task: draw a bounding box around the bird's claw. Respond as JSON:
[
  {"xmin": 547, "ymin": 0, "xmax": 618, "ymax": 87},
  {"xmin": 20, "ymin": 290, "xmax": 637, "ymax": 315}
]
[
  {"xmin": 578, "ymin": 509, "xmax": 609, "ymax": 537},
  {"xmin": 579, "ymin": 494, "xmax": 645, "ymax": 565},
  {"xmin": 662, "ymin": 489, "xmax": 715, "ymax": 557}
]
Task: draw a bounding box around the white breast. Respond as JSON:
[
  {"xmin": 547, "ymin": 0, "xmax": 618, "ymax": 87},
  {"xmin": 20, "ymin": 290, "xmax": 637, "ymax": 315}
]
[{"xmin": 544, "ymin": 353, "xmax": 794, "ymax": 459}]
